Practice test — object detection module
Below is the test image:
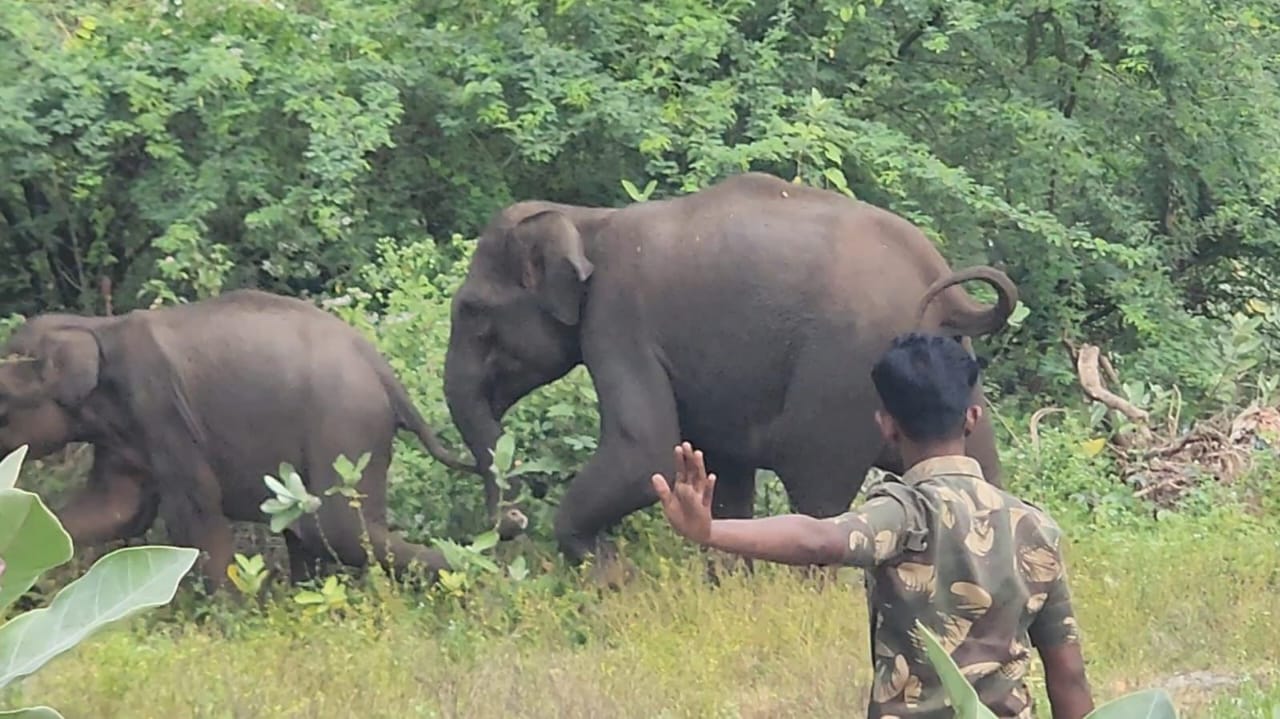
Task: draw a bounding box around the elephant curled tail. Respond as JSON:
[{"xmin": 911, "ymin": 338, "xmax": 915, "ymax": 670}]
[
  {"xmin": 357, "ymin": 344, "xmax": 478, "ymax": 474},
  {"xmin": 914, "ymin": 266, "xmax": 1019, "ymax": 338}
]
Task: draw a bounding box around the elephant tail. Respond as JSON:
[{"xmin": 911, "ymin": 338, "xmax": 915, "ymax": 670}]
[
  {"xmin": 362, "ymin": 346, "xmax": 478, "ymax": 474},
  {"xmin": 915, "ymin": 266, "xmax": 1019, "ymax": 337}
]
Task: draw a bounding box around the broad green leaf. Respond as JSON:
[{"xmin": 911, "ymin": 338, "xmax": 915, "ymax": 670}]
[
  {"xmin": 356, "ymin": 453, "xmax": 371, "ymax": 472},
  {"xmin": 235, "ymin": 553, "xmax": 266, "ymax": 574},
  {"xmin": 1085, "ymin": 688, "xmax": 1178, "ymax": 718},
  {"xmin": 508, "ymin": 555, "xmax": 529, "ymax": 581},
  {"xmin": 914, "ymin": 621, "xmax": 998, "ymax": 719},
  {"xmin": 0, "ymin": 446, "xmax": 29, "ymax": 490},
  {"xmin": 0, "ymin": 489, "xmax": 73, "ymax": 615},
  {"xmin": 283, "ymin": 472, "xmax": 310, "ymax": 501},
  {"xmin": 470, "ymin": 530, "xmax": 499, "ymax": 553},
  {"xmin": 433, "ymin": 539, "xmax": 469, "ymax": 570},
  {"xmin": 492, "ymin": 434, "xmax": 516, "ymax": 474},
  {"xmin": 268, "ymin": 509, "xmax": 301, "ymax": 533},
  {"xmin": 263, "ymin": 474, "xmax": 290, "ymax": 498},
  {"xmin": 1007, "ymin": 302, "xmax": 1031, "ymax": 328},
  {"xmin": 0, "ymin": 545, "xmax": 198, "ymax": 690},
  {"xmin": 468, "ymin": 555, "xmax": 499, "ymax": 574},
  {"xmin": 0, "ymin": 707, "xmax": 64, "ymax": 718}
]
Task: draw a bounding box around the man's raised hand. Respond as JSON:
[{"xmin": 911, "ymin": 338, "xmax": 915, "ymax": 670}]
[{"xmin": 650, "ymin": 441, "xmax": 717, "ymax": 545}]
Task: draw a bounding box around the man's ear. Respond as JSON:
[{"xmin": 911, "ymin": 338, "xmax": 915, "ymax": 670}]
[
  {"xmin": 874, "ymin": 409, "xmax": 899, "ymax": 445},
  {"xmin": 962, "ymin": 404, "xmax": 983, "ymax": 437}
]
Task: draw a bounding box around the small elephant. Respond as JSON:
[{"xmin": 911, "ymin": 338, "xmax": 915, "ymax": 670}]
[
  {"xmin": 443, "ymin": 172, "xmax": 1018, "ymax": 567},
  {"xmin": 0, "ymin": 289, "xmax": 476, "ymax": 592}
]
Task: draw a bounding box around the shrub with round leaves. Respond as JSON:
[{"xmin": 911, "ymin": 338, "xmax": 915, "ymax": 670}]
[{"xmin": 0, "ymin": 445, "xmax": 199, "ymax": 718}]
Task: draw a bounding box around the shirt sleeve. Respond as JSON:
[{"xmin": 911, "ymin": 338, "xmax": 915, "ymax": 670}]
[
  {"xmin": 1028, "ymin": 558, "xmax": 1082, "ymax": 648},
  {"xmin": 825, "ymin": 487, "xmax": 926, "ymax": 568}
]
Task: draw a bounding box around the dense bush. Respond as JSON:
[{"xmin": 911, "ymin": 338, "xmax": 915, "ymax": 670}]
[
  {"xmin": 4, "ymin": 0, "xmax": 1280, "ymax": 397},
  {"xmin": 3, "ymin": 0, "xmax": 1280, "ymax": 546}
]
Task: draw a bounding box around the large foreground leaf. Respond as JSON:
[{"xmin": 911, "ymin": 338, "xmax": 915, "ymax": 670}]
[
  {"xmin": 0, "ymin": 545, "xmax": 198, "ymax": 690},
  {"xmin": 0, "ymin": 446, "xmax": 29, "ymax": 490},
  {"xmin": 0, "ymin": 707, "xmax": 64, "ymax": 718},
  {"xmin": 0, "ymin": 488, "xmax": 73, "ymax": 616},
  {"xmin": 1087, "ymin": 688, "xmax": 1178, "ymax": 718}
]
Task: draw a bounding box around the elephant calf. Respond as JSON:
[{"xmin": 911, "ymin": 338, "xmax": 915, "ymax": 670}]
[{"xmin": 0, "ymin": 289, "xmax": 475, "ymax": 592}]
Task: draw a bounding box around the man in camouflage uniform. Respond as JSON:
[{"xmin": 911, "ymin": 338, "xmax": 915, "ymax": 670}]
[{"xmin": 651, "ymin": 332, "xmax": 1095, "ymax": 719}]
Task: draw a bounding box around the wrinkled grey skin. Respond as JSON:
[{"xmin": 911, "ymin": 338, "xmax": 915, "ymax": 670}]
[
  {"xmin": 0, "ymin": 289, "xmax": 477, "ymax": 592},
  {"xmin": 444, "ymin": 172, "xmax": 1019, "ymax": 566}
]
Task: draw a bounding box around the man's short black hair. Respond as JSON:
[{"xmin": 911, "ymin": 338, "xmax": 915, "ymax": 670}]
[{"xmin": 870, "ymin": 332, "xmax": 981, "ymax": 442}]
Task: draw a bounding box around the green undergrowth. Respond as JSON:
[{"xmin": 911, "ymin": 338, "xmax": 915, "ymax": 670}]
[
  {"xmin": 5, "ymin": 501, "xmax": 1279, "ymax": 719},
  {"xmin": 5, "ymin": 401, "xmax": 1279, "ymax": 717}
]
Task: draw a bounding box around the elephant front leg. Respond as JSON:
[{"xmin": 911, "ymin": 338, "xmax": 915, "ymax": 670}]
[
  {"xmin": 553, "ymin": 439, "xmax": 675, "ymax": 575},
  {"xmin": 155, "ymin": 463, "xmax": 236, "ymax": 597},
  {"xmin": 56, "ymin": 450, "xmax": 159, "ymax": 547},
  {"xmin": 551, "ymin": 357, "xmax": 681, "ymax": 586}
]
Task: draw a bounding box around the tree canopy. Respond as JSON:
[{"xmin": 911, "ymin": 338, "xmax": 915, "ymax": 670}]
[{"xmin": 3, "ymin": 0, "xmax": 1278, "ymax": 405}]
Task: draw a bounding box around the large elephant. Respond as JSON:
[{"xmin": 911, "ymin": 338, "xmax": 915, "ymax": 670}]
[
  {"xmin": 443, "ymin": 172, "xmax": 1019, "ymax": 567},
  {"xmin": 0, "ymin": 289, "xmax": 478, "ymax": 592}
]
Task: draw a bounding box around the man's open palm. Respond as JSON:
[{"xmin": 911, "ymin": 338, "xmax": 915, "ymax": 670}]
[{"xmin": 650, "ymin": 442, "xmax": 717, "ymax": 544}]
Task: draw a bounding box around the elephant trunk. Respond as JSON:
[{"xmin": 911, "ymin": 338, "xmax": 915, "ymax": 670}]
[{"xmin": 443, "ymin": 356, "xmax": 504, "ymax": 518}]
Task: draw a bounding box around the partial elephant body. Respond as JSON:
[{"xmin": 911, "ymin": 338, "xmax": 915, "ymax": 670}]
[
  {"xmin": 444, "ymin": 172, "xmax": 1018, "ymax": 564},
  {"xmin": 0, "ymin": 290, "xmax": 470, "ymax": 591}
]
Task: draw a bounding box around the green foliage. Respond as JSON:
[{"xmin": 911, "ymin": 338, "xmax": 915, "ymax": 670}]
[
  {"xmin": 260, "ymin": 463, "xmax": 322, "ymax": 533},
  {"xmin": 292, "ymin": 575, "xmax": 350, "ymax": 618},
  {"xmin": 8, "ymin": 514, "xmax": 1280, "ymax": 717},
  {"xmin": 3, "ymin": 0, "xmax": 1278, "ymax": 405},
  {"xmin": 0, "ymin": 447, "xmax": 73, "ymax": 615},
  {"xmin": 329, "ymin": 236, "xmax": 598, "ymax": 543},
  {"xmin": 0, "ymin": 447, "xmax": 198, "ymax": 717},
  {"xmin": 225, "ymin": 553, "xmax": 270, "ymax": 598}
]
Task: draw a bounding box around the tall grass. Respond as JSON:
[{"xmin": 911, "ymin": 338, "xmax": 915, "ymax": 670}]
[{"xmin": 7, "ymin": 508, "xmax": 1279, "ymax": 719}]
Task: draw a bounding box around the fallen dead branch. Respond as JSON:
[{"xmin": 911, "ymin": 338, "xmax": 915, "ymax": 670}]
[
  {"xmin": 1075, "ymin": 344, "xmax": 1150, "ymax": 424},
  {"xmin": 1028, "ymin": 407, "xmax": 1065, "ymax": 456},
  {"xmin": 1050, "ymin": 340, "xmax": 1278, "ymax": 507}
]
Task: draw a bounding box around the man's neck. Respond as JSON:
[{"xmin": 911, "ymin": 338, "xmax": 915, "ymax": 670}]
[{"xmin": 898, "ymin": 438, "xmax": 968, "ymax": 472}]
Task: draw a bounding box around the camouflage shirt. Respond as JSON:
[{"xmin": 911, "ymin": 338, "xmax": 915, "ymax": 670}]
[{"xmin": 828, "ymin": 456, "xmax": 1081, "ymax": 719}]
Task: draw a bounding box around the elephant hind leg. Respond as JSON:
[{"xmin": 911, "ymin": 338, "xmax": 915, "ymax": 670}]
[
  {"xmin": 291, "ymin": 440, "xmax": 448, "ymax": 582},
  {"xmin": 289, "ymin": 512, "xmax": 449, "ymax": 582},
  {"xmin": 157, "ymin": 475, "xmax": 235, "ymax": 596}
]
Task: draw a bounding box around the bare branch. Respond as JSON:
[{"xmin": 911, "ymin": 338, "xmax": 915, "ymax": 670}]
[{"xmin": 1076, "ymin": 344, "xmax": 1150, "ymax": 423}]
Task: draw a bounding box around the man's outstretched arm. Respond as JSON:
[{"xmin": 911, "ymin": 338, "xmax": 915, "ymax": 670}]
[
  {"xmin": 651, "ymin": 442, "xmax": 910, "ymax": 567},
  {"xmin": 700, "ymin": 514, "xmax": 855, "ymax": 566}
]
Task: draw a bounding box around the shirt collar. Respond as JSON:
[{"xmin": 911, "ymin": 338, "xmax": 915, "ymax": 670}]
[{"xmin": 901, "ymin": 455, "xmax": 985, "ymax": 485}]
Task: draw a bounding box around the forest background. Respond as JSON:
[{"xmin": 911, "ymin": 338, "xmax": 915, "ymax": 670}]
[{"xmin": 3, "ymin": 1, "xmax": 1280, "ymax": 717}]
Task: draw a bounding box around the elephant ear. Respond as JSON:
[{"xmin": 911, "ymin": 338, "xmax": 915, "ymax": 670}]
[
  {"xmin": 36, "ymin": 329, "xmax": 101, "ymax": 406},
  {"xmin": 513, "ymin": 210, "xmax": 595, "ymax": 326}
]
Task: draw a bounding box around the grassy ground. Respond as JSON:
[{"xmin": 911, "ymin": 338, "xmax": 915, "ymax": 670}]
[{"xmin": 6, "ymin": 505, "xmax": 1280, "ymax": 718}]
